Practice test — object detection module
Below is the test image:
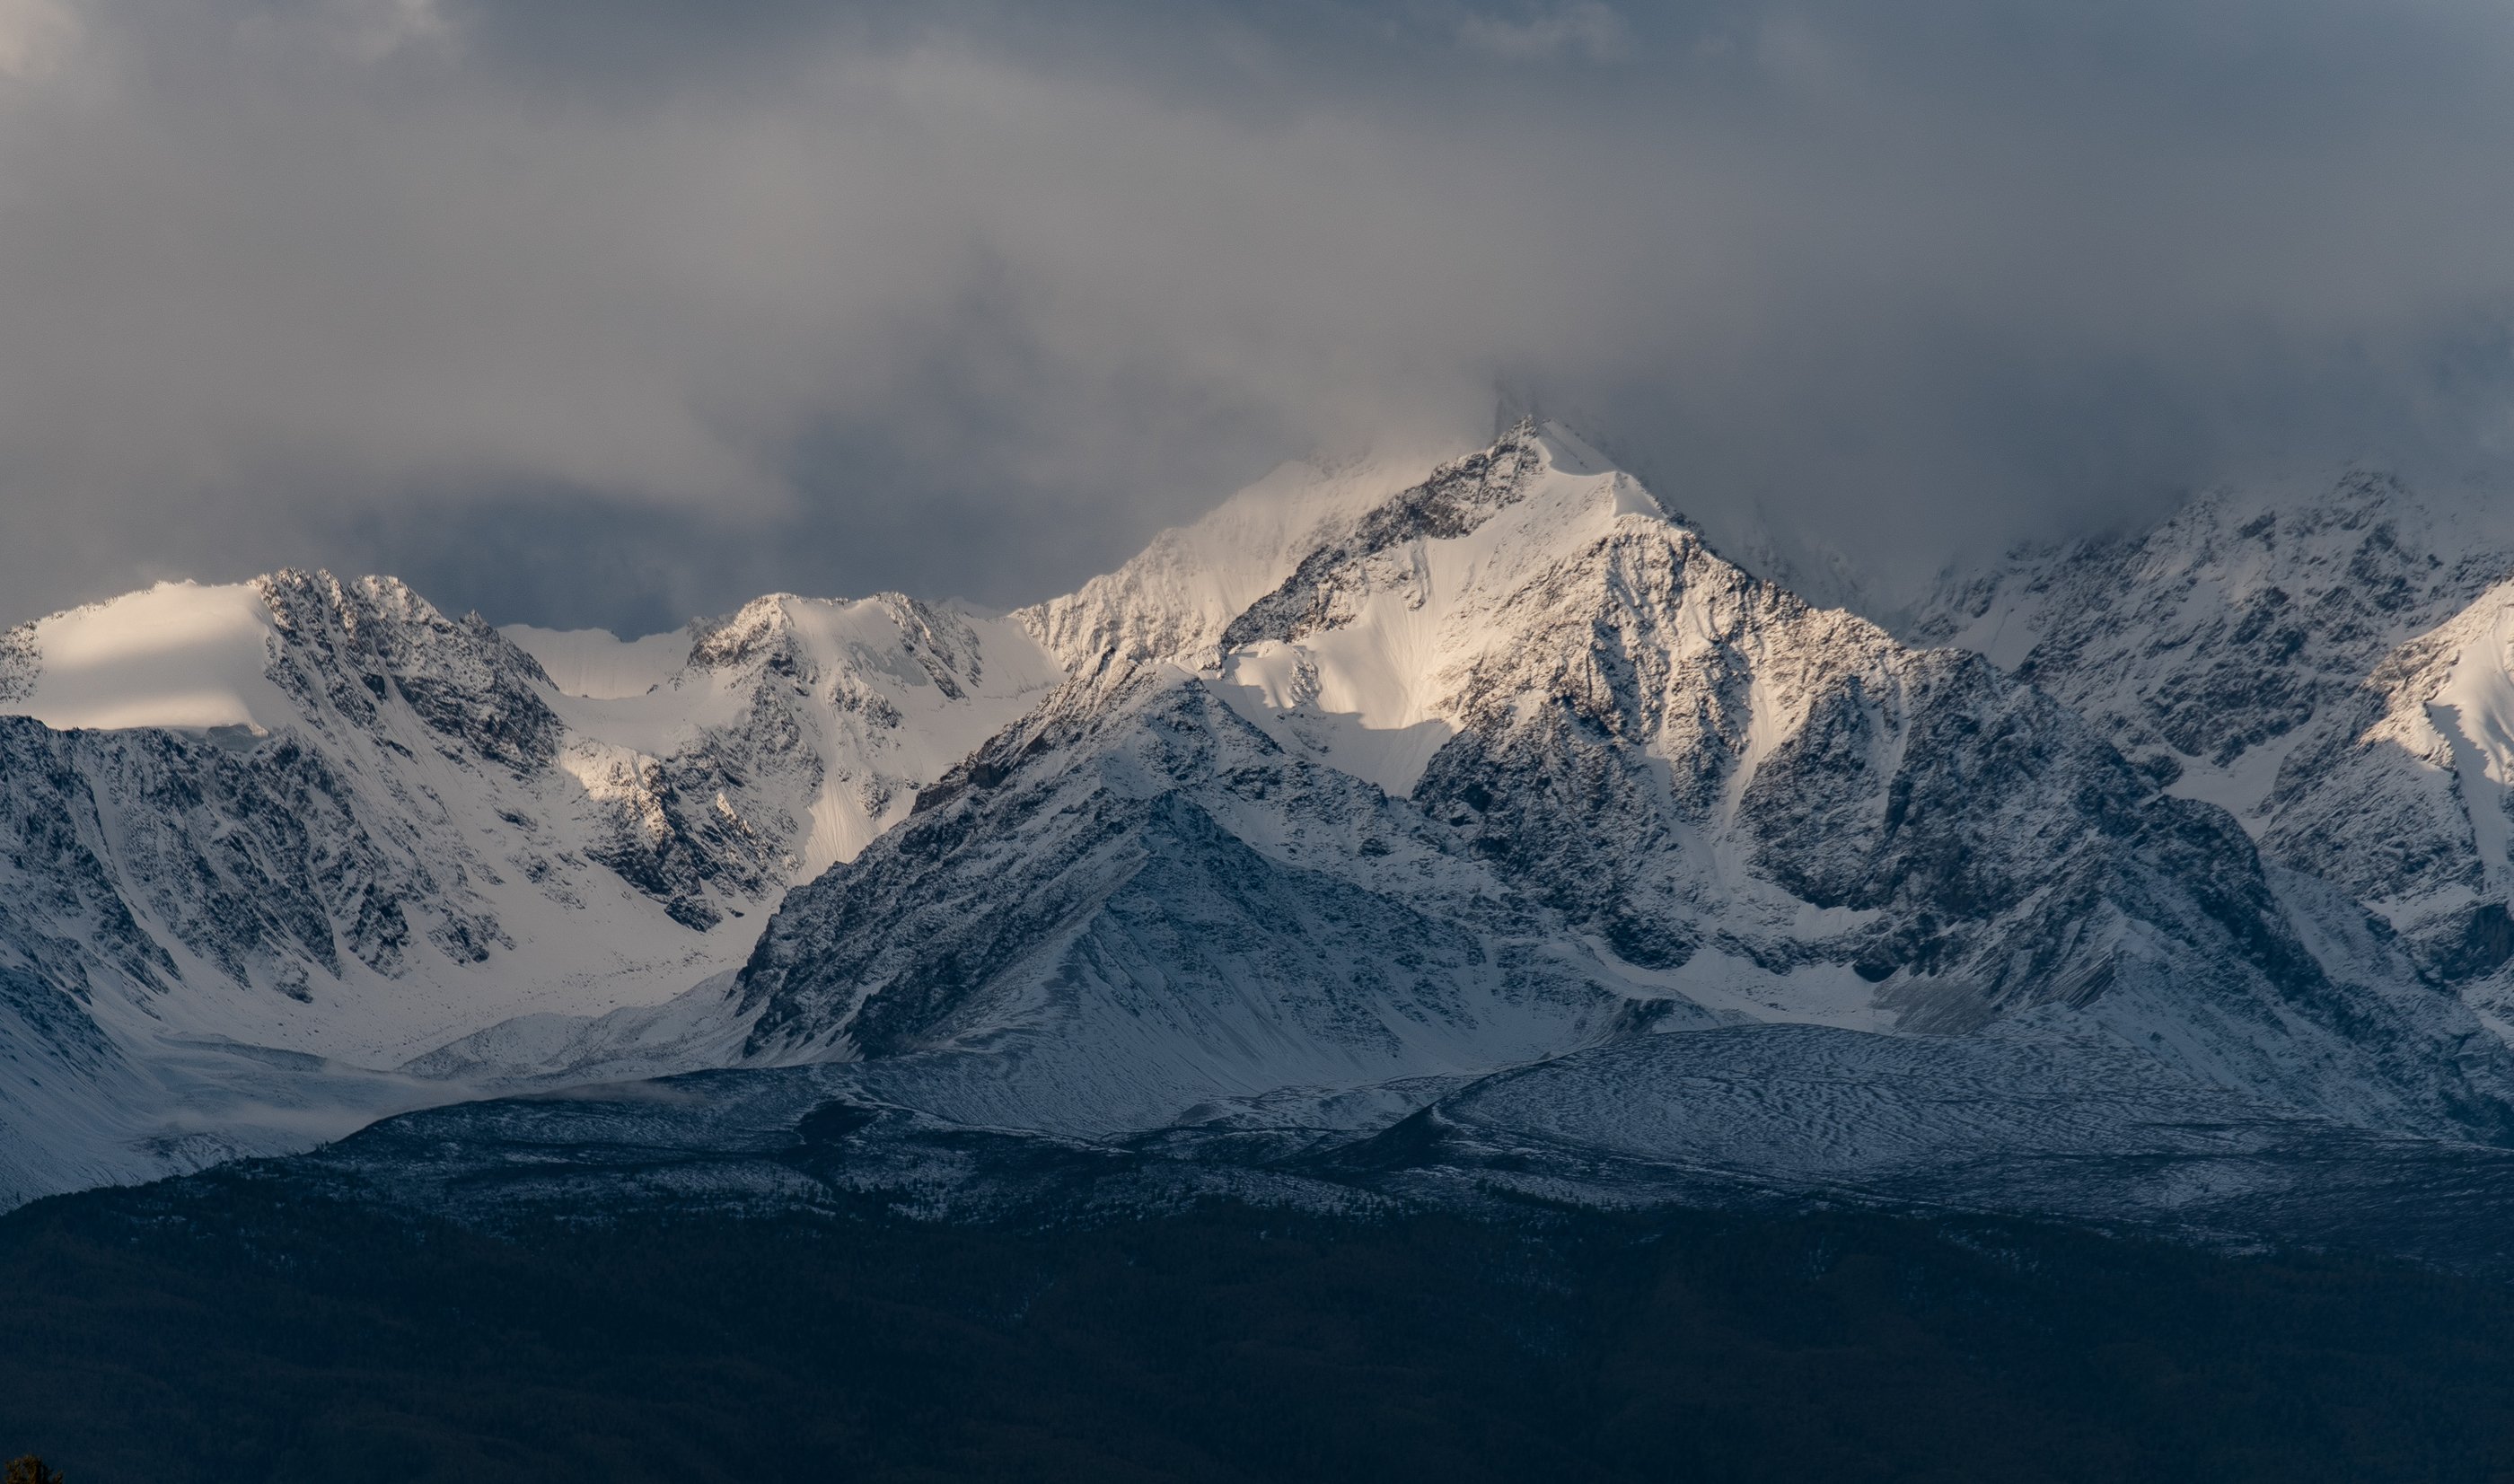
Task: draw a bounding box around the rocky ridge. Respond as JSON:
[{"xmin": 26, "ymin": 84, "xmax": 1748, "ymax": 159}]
[
  {"xmin": 1910, "ymin": 474, "xmax": 2514, "ymax": 1009},
  {"xmin": 14, "ymin": 428, "xmax": 2514, "ymax": 1225},
  {"xmin": 0, "ymin": 574, "xmax": 1054, "ymax": 1203},
  {"xmin": 726, "ymin": 426, "xmax": 2514, "ymax": 1146}
]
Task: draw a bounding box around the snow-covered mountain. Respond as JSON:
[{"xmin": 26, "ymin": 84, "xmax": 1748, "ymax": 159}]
[
  {"xmin": 0, "ymin": 573, "xmax": 1054, "ymax": 1203},
  {"xmin": 714, "ymin": 426, "xmax": 2514, "ymax": 1148},
  {"xmin": 1911, "ymin": 474, "xmax": 2514, "ymax": 1015},
  {"xmin": 13, "ymin": 428, "xmax": 2514, "ymax": 1225}
]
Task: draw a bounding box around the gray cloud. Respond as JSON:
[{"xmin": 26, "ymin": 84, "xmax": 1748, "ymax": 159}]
[{"xmin": 3, "ymin": 0, "xmax": 2513, "ymax": 632}]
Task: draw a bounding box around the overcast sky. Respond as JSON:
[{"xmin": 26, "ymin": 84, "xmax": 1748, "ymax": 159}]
[{"xmin": 4, "ymin": 0, "xmax": 2512, "ymax": 634}]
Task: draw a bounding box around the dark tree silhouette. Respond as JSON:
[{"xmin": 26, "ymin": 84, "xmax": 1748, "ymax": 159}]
[{"xmin": 4, "ymin": 1457, "xmax": 62, "ymax": 1484}]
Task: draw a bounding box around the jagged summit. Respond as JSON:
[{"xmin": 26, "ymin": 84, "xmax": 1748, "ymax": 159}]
[
  {"xmin": 13, "ymin": 430, "xmax": 2514, "ymax": 1218},
  {"xmin": 1912, "ymin": 470, "xmax": 2514, "ymax": 1007},
  {"xmin": 0, "ymin": 566, "xmax": 1059, "ymax": 1204},
  {"xmin": 545, "ymin": 589, "xmax": 1062, "ymax": 879},
  {"xmin": 1016, "ymin": 433, "xmax": 1481, "ymax": 679},
  {"xmin": 725, "ymin": 426, "xmax": 2514, "ymax": 1147},
  {"xmin": 0, "ymin": 571, "xmax": 553, "ymax": 742}
]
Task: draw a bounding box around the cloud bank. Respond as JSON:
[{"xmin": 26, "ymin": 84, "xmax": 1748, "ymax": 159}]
[{"xmin": 4, "ymin": 0, "xmax": 2513, "ymax": 631}]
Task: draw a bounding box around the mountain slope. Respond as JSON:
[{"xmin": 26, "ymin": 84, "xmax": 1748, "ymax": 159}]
[
  {"xmin": 1020, "ymin": 442, "xmax": 1464, "ymax": 681},
  {"xmin": 727, "ymin": 668, "xmax": 1686, "ymax": 1137},
  {"xmin": 1911, "ymin": 475, "xmax": 2514, "ymax": 1009},
  {"xmin": 725, "ymin": 426, "xmax": 2514, "ymax": 1144},
  {"xmin": 0, "ymin": 574, "xmax": 1057, "ymax": 1204},
  {"xmin": 14, "ymin": 432, "xmax": 2514, "ymax": 1215}
]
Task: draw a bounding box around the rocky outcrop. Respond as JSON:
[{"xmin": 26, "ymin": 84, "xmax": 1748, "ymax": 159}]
[
  {"xmin": 16, "ymin": 430, "xmax": 2514, "ymax": 1214},
  {"xmin": 736, "ymin": 427, "xmax": 2514, "ymax": 1143},
  {"xmin": 0, "ymin": 573, "xmax": 1058, "ymax": 1206},
  {"xmin": 1911, "ymin": 476, "xmax": 2514, "ymax": 1003}
]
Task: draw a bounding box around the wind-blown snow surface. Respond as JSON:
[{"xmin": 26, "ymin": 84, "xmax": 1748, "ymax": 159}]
[
  {"xmin": 1021, "ymin": 441, "xmax": 1464, "ymax": 680},
  {"xmin": 14, "ymin": 429, "xmax": 2514, "ymax": 1230},
  {"xmin": 725, "ymin": 426, "xmax": 2514, "ymax": 1150},
  {"xmin": 0, "ymin": 575, "xmax": 1056, "ymax": 1205},
  {"xmin": 1911, "ymin": 475, "xmax": 2514, "ymax": 1012}
]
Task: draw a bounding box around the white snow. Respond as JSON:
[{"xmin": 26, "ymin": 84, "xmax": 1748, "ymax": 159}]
[
  {"xmin": 4, "ymin": 581, "xmax": 294, "ymax": 733},
  {"xmin": 0, "ymin": 572, "xmax": 1079, "ymax": 1208},
  {"xmin": 2424, "ymin": 586, "xmax": 2514, "ymax": 891},
  {"xmin": 1933, "ymin": 588, "xmax": 2044, "ymax": 672},
  {"xmin": 14, "ymin": 432, "xmax": 2514, "ymax": 1214},
  {"xmin": 1020, "ymin": 439, "xmax": 1465, "ymax": 675},
  {"xmin": 1212, "ymin": 428, "xmax": 1709, "ymax": 798},
  {"xmin": 2162, "ymin": 726, "xmax": 2311, "ymax": 818},
  {"xmin": 549, "ymin": 595, "xmax": 1061, "ymax": 875},
  {"xmin": 4, "ymin": 578, "xmax": 1066, "ymax": 1061}
]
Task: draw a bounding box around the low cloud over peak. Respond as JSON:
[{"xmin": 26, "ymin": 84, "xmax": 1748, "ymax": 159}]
[{"xmin": 4, "ymin": 0, "xmax": 2512, "ymax": 633}]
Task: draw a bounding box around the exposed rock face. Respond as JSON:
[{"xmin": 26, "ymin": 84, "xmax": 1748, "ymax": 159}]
[
  {"xmin": 15, "ymin": 428, "xmax": 2514, "ymax": 1216},
  {"xmin": 734, "ymin": 426, "xmax": 2514, "ymax": 1143},
  {"xmin": 1021, "ymin": 443, "xmax": 1448, "ymax": 680},
  {"xmin": 1910, "ymin": 476, "xmax": 2514, "ymax": 1005},
  {"xmin": 734, "ymin": 672, "xmax": 1675, "ymax": 1134},
  {"xmin": 0, "ymin": 573, "xmax": 1057, "ymax": 1205},
  {"xmin": 1912, "ymin": 476, "xmax": 2500, "ymax": 766},
  {"xmin": 258, "ymin": 571, "xmax": 567, "ymax": 774}
]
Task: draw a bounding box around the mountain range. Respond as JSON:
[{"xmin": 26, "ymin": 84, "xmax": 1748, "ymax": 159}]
[{"xmin": 9, "ymin": 423, "xmax": 2514, "ymax": 1267}]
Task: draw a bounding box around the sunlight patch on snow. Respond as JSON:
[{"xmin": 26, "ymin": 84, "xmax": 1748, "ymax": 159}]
[
  {"xmin": 1211, "ymin": 665, "xmax": 1455, "ymax": 798},
  {"xmin": 6, "ymin": 581, "xmax": 294, "ymax": 733},
  {"xmin": 1019, "ymin": 438, "xmax": 1468, "ymax": 674},
  {"xmin": 541, "ymin": 595, "xmax": 1060, "ymax": 876},
  {"xmin": 1210, "ymin": 426, "xmax": 1666, "ymax": 799},
  {"xmin": 1608, "ymin": 473, "xmax": 1666, "ymax": 521},
  {"xmin": 2428, "ymin": 593, "xmax": 2514, "ymax": 884}
]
